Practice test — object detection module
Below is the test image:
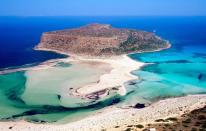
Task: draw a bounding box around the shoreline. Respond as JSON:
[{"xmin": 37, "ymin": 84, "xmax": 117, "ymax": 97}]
[
  {"xmin": 35, "ymin": 41, "xmax": 171, "ymax": 58},
  {"xmin": 34, "ymin": 44, "xmax": 170, "ymax": 98},
  {"xmin": 128, "ymin": 41, "xmax": 171, "ymax": 55},
  {"xmin": 0, "ymin": 94, "xmax": 205, "ymax": 131},
  {"xmin": 2, "ymin": 44, "xmax": 206, "ymax": 130},
  {"xmin": 71, "ymin": 55, "xmax": 144, "ymax": 97},
  {"xmin": 2, "ymin": 47, "xmax": 146, "ymax": 99},
  {"xmin": 1, "ymin": 42, "xmax": 170, "ymax": 75}
]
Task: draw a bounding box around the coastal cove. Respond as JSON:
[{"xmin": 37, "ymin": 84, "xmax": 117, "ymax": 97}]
[{"xmin": 0, "ymin": 17, "xmax": 206, "ymax": 130}]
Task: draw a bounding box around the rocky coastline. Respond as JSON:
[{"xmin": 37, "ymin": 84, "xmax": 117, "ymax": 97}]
[{"xmin": 36, "ymin": 23, "xmax": 170, "ymax": 57}]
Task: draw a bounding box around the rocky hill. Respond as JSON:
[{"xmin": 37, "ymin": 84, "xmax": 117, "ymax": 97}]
[{"xmin": 36, "ymin": 24, "xmax": 170, "ymax": 56}]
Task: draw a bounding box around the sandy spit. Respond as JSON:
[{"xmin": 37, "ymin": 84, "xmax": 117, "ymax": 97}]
[{"xmin": 72, "ymin": 55, "xmax": 145, "ymax": 96}]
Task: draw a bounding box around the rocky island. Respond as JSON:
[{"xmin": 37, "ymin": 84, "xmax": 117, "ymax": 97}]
[
  {"xmin": 36, "ymin": 24, "xmax": 170, "ymax": 56},
  {"xmin": 35, "ymin": 23, "xmax": 171, "ymax": 99}
]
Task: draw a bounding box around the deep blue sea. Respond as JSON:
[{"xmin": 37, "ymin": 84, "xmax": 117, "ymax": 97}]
[
  {"xmin": 1, "ymin": 16, "xmax": 206, "ymax": 69},
  {"xmin": 0, "ymin": 16, "xmax": 206, "ymax": 123}
]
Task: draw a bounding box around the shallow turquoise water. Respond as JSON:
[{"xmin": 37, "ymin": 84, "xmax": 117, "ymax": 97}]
[
  {"xmin": 1, "ymin": 46, "xmax": 206, "ymax": 123},
  {"xmin": 1, "ymin": 45, "xmax": 206, "ymax": 123},
  {"xmin": 126, "ymin": 44, "xmax": 206, "ymax": 104},
  {"xmin": 0, "ymin": 62, "xmax": 120, "ymax": 123}
]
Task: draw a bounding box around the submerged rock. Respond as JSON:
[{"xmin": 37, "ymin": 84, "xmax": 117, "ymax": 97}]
[
  {"xmin": 134, "ymin": 103, "xmax": 145, "ymax": 109},
  {"xmin": 198, "ymin": 73, "xmax": 206, "ymax": 81},
  {"xmin": 110, "ymin": 98, "xmax": 121, "ymax": 105},
  {"xmin": 57, "ymin": 94, "xmax": 61, "ymax": 100}
]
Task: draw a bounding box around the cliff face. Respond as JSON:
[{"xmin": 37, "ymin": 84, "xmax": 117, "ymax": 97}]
[{"xmin": 36, "ymin": 24, "xmax": 170, "ymax": 56}]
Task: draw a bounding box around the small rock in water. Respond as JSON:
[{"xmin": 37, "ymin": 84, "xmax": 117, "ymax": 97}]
[
  {"xmin": 57, "ymin": 95, "xmax": 61, "ymax": 100},
  {"xmin": 198, "ymin": 73, "xmax": 206, "ymax": 82},
  {"xmin": 134, "ymin": 103, "xmax": 145, "ymax": 109},
  {"xmin": 198, "ymin": 74, "xmax": 203, "ymax": 80}
]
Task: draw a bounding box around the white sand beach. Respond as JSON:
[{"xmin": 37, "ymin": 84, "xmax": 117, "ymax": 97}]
[
  {"xmin": 72, "ymin": 55, "xmax": 145, "ymax": 96},
  {"xmin": 0, "ymin": 94, "xmax": 205, "ymax": 131}
]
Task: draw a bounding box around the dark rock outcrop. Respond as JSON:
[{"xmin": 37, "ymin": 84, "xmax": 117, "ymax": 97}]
[{"xmin": 134, "ymin": 103, "xmax": 145, "ymax": 109}]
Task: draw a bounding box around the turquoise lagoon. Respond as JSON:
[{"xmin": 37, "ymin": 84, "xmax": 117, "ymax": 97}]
[
  {"xmin": 125, "ymin": 44, "xmax": 206, "ymax": 105},
  {"xmin": 1, "ymin": 43, "xmax": 206, "ymax": 123},
  {"xmin": 0, "ymin": 62, "xmax": 120, "ymax": 123}
]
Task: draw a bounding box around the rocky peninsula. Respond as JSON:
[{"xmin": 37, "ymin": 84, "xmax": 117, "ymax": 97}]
[{"xmin": 36, "ymin": 23, "xmax": 170, "ymax": 56}]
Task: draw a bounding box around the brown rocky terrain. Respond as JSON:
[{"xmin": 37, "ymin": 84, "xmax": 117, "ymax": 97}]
[
  {"xmin": 120, "ymin": 105, "xmax": 206, "ymax": 131},
  {"xmin": 36, "ymin": 23, "xmax": 170, "ymax": 56}
]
